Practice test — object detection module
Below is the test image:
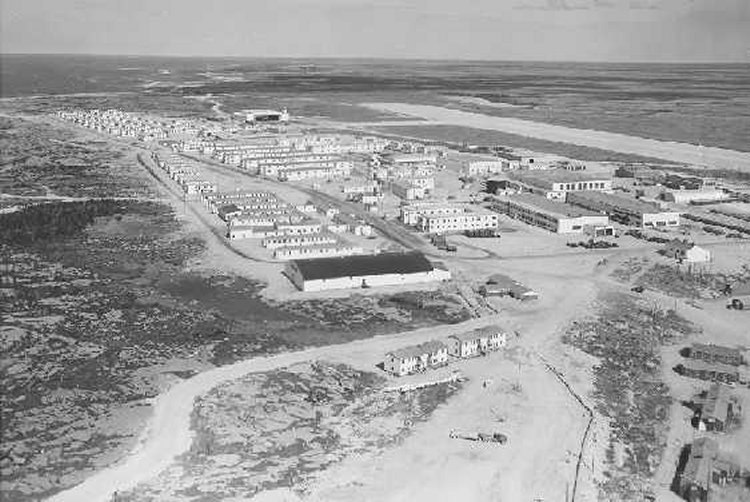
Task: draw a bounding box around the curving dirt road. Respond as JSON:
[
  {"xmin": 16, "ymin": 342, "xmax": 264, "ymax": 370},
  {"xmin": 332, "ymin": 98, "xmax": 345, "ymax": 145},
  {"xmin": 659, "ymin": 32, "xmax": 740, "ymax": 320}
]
[{"xmin": 45, "ymin": 316, "xmax": 506, "ymax": 502}]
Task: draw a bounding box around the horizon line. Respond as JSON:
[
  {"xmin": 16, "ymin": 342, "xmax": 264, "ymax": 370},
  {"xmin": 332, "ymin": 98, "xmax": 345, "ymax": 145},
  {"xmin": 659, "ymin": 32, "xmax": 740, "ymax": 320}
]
[{"xmin": 2, "ymin": 52, "xmax": 748, "ymax": 66}]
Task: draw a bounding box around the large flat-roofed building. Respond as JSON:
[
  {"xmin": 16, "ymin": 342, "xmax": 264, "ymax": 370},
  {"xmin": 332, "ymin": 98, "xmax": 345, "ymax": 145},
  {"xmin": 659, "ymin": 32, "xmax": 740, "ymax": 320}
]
[
  {"xmin": 285, "ymin": 251, "xmax": 451, "ymax": 292},
  {"xmin": 228, "ymin": 221, "xmax": 322, "ymax": 240},
  {"xmin": 567, "ymin": 191, "xmax": 681, "ymax": 228},
  {"xmin": 259, "ymin": 160, "xmax": 352, "ymax": 179},
  {"xmin": 385, "ymin": 153, "xmax": 438, "ymax": 166},
  {"xmin": 662, "ymin": 189, "xmax": 730, "ymax": 204},
  {"xmin": 280, "ymin": 163, "xmax": 353, "ymax": 181},
  {"xmin": 418, "ymin": 208, "xmax": 499, "ymax": 234},
  {"xmin": 510, "ymin": 169, "xmax": 613, "ymax": 200},
  {"xmin": 262, "ymin": 233, "xmax": 338, "ymax": 249},
  {"xmin": 400, "ymin": 202, "xmax": 466, "ymax": 226},
  {"xmin": 493, "ymin": 194, "xmax": 610, "ymax": 234}
]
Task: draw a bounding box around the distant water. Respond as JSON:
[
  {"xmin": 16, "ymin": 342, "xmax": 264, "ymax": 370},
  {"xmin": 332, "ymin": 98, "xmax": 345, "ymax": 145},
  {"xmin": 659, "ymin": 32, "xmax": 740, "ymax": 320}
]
[{"xmin": 2, "ymin": 55, "xmax": 749, "ymax": 152}]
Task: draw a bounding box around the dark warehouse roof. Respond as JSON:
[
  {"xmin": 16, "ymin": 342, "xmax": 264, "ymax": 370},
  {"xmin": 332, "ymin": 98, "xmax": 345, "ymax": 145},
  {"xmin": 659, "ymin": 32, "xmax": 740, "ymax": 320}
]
[{"xmin": 291, "ymin": 251, "xmax": 435, "ymax": 281}]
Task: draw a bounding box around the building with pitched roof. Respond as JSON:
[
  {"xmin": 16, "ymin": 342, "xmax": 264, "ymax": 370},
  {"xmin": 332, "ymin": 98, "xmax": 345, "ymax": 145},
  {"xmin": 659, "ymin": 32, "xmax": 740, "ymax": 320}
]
[
  {"xmin": 447, "ymin": 326, "xmax": 507, "ymax": 358},
  {"xmin": 384, "ymin": 340, "xmax": 449, "ymax": 376},
  {"xmin": 690, "ymin": 384, "xmax": 742, "ymax": 433}
]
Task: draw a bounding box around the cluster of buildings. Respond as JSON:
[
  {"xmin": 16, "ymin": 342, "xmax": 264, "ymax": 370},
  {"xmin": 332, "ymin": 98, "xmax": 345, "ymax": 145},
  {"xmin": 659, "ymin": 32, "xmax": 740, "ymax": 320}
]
[
  {"xmin": 463, "ymin": 148, "xmax": 580, "ymax": 177},
  {"xmin": 176, "ymin": 133, "xmax": 387, "ymax": 182},
  {"xmin": 483, "ymin": 167, "xmax": 680, "ymax": 234},
  {"xmin": 373, "ymin": 153, "xmax": 440, "ymax": 201},
  {"xmin": 57, "ymin": 109, "xmax": 197, "ymax": 142},
  {"xmin": 675, "ymin": 437, "xmax": 747, "ymax": 502},
  {"xmin": 204, "ymin": 190, "xmax": 370, "ymax": 260},
  {"xmin": 384, "ymin": 325, "xmax": 508, "ymax": 377},
  {"xmin": 672, "ymin": 343, "xmax": 749, "ymax": 501},
  {"xmin": 153, "ymin": 153, "xmax": 217, "ymax": 196},
  {"xmin": 399, "ymin": 201, "xmax": 499, "ymax": 235},
  {"xmin": 675, "ymin": 343, "xmax": 746, "ymax": 387}
]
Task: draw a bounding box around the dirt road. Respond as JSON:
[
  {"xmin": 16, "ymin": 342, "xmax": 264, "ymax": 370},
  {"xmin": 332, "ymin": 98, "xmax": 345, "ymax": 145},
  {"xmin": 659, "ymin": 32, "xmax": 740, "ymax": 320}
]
[
  {"xmin": 362, "ymin": 103, "xmax": 750, "ymax": 172},
  {"xmin": 45, "ymin": 316, "xmax": 508, "ymax": 502}
]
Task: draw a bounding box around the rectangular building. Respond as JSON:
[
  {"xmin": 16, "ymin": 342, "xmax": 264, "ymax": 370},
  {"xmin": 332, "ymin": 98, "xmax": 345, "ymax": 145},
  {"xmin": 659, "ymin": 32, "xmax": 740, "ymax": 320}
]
[
  {"xmin": 273, "ymin": 244, "xmax": 364, "ymax": 260},
  {"xmin": 447, "ymin": 326, "xmax": 507, "ymax": 359},
  {"xmin": 691, "ymin": 384, "xmax": 741, "ymax": 433},
  {"xmin": 228, "ymin": 221, "xmax": 322, "ymax": 240},
  {"xmin": 676, "ymin": 360, "xmax": 740, "ymax": 385},
  {"xmin": 285, "ymin": 251, "xmax": 451, "ymax": 292},
  {"xmin": 510, "ymin": 169, "xmax": 613, "ymax": 200},
  {"xmin": 662, "ymin": 189, "xmax": 730, "ymax": 204},
  {"xmin": 400, "ymin": 202, "xmax": 466, "ymax": 226},
  {"xmin": 567, "ymin": 191, "xmax": 680, "ymax": 228},
  {"xmin": 689, "ymin": 344, "xmax": 744, "ymax": 366},
  {"xmin": 492, "ymin": 194, "xmax": 610, "ymax": 234},
  {"xmin": 418, "ymin": 209, "xmax": 499, "ymax": 234},
  {"xmin": 262, "ymin": 233, "xmax": 338, "ymax": 249},
  {"xmin": 465, "ymin": 161, "xmax": 507, "ymax": 177},
  {"xmin": 392, "ymin": 181, "xmax": 427, "ymax": 201},
  {"xmin": 385, "ymin": 340, "xmax": 449, "ymax": 376}
]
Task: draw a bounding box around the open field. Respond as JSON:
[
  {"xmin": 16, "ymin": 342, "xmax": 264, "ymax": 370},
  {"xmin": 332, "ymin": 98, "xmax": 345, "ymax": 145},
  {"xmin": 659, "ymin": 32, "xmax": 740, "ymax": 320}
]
[
  {"xmin": 363, "ymin": 103, "xmax": 750, "ymax": 172},
  {"xmin": 364, "ymin": 123, "xmax": 680, "ymax": 165}
]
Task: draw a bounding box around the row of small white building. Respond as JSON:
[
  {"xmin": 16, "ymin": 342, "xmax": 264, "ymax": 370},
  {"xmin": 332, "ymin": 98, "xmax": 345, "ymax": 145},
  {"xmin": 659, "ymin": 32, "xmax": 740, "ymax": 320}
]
[
  {"xmin": 58, "ymin": 109, "xmax": 197, "ymax": 142},
  {"xmin": 384, "ymin": 326, "xmax": 508, "ymax": 376}
]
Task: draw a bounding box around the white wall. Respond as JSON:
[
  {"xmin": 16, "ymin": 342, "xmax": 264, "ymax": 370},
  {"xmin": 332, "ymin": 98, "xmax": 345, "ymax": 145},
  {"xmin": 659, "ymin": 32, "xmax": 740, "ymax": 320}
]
[
  {"xmin": 557, "ymin": 214, "xmax": 610, "ymax": 234},
  {"xmin": 298, "ymin": 269, "xmax": 451, "ymax": 292}
]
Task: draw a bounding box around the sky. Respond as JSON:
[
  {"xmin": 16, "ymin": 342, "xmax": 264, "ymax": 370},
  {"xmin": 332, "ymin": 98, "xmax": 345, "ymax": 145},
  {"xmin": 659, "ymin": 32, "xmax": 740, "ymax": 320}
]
[{"xmin": 1, "ymin": 0, "xmax": 749, "ymax": 62}]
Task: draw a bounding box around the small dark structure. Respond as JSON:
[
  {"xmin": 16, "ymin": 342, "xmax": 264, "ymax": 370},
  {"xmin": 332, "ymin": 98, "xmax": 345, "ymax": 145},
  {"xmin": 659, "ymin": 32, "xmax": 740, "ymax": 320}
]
[
  {"xmin": 688, "ymin": 343, "xmax": 745, "ymax": 367},
  {"xmin": 675, "ymin": 360, "xmax": 740, "ymax": 385},
  {"xmin": 688, "ymin": 384, "xmax": 742, "ymax": 433},
  {"xmin": 663, "ymin": 173, "xmax": 706, "ymax": 191},
  {"xmin": 480, "ymin": 274, "xmax": 538, "ymax": 301}
]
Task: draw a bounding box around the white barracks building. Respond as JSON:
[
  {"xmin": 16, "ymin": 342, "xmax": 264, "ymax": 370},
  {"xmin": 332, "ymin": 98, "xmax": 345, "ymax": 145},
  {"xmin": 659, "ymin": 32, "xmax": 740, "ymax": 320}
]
[{"xmin": 418, "ymin": 208, "xmax": 499, "ymax": 234}]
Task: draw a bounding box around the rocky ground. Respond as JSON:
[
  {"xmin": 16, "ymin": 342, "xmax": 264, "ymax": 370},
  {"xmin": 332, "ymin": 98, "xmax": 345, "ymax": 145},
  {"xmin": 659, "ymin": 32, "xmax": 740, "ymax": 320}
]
[
  {"xmin": 0, "ymin": 115, "xmax": 472, "ymax": 501},
  {"xmin": 563, "ymin": 292, "xmax": 697, "ymax": 500},
  {"xmin": 115, "ymin": 362, "xmax": 462, "ymax": 501}
]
